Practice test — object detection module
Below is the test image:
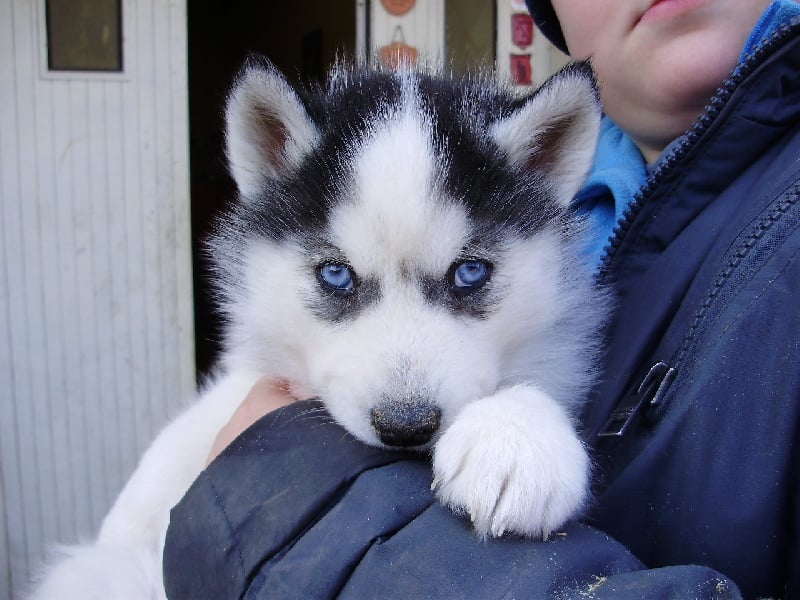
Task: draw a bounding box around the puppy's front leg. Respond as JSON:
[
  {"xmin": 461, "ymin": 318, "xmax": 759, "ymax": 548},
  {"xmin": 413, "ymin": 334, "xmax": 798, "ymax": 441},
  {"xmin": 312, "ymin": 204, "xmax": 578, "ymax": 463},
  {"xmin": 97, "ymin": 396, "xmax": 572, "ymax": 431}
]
[
  {"xmin": 30, "ymin": 371, "xmax": 261, "ymax": 600},
  {"xmin": 432, "ymin": 384, "xmax": 589, "ymax": 539}
]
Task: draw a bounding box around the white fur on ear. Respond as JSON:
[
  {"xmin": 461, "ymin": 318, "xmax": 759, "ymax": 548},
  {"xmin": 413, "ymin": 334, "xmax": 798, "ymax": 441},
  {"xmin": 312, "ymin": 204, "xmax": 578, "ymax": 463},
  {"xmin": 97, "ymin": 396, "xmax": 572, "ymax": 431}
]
[
  {"xmin": 491, "ymin": 63, "xmax": 601, "ymax": 206},
  {"xmin": 225, "ymin": 59, "xmax": 320, "ymax": 198}
]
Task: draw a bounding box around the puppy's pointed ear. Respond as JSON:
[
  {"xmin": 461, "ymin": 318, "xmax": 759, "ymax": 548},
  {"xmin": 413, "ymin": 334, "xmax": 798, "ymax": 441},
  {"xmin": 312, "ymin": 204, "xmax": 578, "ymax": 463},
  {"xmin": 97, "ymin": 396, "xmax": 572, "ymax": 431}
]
[
  {"xmin": 491, "ymin": 63, "xmax": 601, "ymax": 206},
  {"xmin": 225, "ymin": 58, "xmax": 320, "ymax": 198}
]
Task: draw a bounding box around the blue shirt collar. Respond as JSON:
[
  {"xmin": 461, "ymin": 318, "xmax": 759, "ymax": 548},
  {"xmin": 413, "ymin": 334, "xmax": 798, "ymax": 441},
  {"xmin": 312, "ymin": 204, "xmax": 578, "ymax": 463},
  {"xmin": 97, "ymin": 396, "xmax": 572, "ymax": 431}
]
[{"xmin": 571, "ymin": 0, "xmax": 800, "ymax": 268}]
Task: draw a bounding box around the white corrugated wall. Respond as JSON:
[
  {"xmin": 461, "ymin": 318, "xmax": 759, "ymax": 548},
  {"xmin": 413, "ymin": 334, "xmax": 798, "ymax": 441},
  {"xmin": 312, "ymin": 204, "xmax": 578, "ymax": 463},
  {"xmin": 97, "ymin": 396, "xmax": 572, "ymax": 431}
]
[{"xmin": 0, "ymin": 0, "xmax": 194, "ymax": 597}]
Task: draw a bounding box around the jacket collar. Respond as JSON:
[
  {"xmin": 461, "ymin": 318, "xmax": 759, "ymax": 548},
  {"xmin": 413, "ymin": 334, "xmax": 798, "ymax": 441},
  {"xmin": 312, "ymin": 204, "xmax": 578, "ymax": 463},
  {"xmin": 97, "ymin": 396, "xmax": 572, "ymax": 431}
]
[{"xmin": 598, "ymin": 19, "xmax": 800, "ymax": 283}]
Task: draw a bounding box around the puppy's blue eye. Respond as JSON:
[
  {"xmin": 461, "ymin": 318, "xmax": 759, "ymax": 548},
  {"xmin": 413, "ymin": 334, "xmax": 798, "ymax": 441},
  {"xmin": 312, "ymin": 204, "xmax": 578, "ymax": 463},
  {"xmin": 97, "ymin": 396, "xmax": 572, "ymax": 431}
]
[
  {"xmin": 451, "ymin": 260, "xmax": 491, "ymax": 294},
  {"xmin": 318, "ymin": 263, "xmax": 355, "ymax": 295}
]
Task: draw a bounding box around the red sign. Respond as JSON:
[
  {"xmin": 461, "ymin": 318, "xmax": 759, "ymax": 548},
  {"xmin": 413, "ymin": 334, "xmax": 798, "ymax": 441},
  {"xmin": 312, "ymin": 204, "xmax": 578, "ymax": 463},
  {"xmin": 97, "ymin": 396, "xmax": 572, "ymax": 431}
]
[
  {"xmin": 510, "ymin": 54, "xmax": 532, "ymax": 86},
  {"xmin": 512, "ymin": 13, "xmax": 534, "ymax": 49}
]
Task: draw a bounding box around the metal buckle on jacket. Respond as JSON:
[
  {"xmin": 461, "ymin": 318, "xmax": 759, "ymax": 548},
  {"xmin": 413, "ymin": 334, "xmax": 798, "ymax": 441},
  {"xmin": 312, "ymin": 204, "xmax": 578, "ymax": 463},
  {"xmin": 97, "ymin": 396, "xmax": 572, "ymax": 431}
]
[{"xmin": 598, "ymin": 361, "xmax": 676, "ymax": 438}]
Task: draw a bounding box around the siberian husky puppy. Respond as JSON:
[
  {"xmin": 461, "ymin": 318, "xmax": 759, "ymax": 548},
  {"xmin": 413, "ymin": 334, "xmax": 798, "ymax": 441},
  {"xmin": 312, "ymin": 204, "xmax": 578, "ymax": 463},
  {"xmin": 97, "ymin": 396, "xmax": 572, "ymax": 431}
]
[{"xmin": 32, "ymin": 57, "xmax": 605, "ymax": 598}]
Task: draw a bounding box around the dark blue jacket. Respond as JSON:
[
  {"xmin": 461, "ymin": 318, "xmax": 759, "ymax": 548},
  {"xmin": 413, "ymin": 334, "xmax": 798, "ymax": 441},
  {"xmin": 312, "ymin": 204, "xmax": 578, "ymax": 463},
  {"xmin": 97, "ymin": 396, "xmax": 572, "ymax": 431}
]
[
  {"xmin": 164, "ymin": 23, "xmax": 800, "ymax": 599},
  {"xmin": 583, "ymin": 19, "xmax": 800, "ymax": 599}
]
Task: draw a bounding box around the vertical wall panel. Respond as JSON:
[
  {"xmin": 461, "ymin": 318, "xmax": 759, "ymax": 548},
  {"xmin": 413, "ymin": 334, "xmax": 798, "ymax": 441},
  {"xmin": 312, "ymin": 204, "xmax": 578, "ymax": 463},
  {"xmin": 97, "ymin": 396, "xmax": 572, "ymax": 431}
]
[
  {"xmin": 0, "ymin": 3, "xmax": 21, "ymax": 593},
  {"xmin": 0, "ymin": 0, "xmax": 194, "ymax": 596}
]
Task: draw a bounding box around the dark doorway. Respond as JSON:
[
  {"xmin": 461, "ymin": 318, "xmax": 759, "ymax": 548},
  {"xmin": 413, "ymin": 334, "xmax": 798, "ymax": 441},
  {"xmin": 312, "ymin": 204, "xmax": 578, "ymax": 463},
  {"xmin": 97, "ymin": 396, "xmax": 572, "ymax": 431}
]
[{"xmin": 188, "ymin": 1, "xmax": 356, "ymax": 379}]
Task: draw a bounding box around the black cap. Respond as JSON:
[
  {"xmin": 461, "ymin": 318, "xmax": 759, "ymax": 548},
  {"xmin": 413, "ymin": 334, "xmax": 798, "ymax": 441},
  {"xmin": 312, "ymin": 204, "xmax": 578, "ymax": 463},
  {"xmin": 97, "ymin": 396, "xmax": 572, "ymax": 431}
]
[{"xmin": 524, "ymin": 0, "xmax": 569, "ymax": 54}]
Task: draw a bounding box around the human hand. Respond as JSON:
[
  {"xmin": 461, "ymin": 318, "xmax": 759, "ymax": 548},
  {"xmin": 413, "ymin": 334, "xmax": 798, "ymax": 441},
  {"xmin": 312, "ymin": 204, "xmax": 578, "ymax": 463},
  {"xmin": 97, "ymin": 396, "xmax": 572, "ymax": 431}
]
[{"xmin": 206, "ymin": 378, "xmax": 299, "ymax": 465}]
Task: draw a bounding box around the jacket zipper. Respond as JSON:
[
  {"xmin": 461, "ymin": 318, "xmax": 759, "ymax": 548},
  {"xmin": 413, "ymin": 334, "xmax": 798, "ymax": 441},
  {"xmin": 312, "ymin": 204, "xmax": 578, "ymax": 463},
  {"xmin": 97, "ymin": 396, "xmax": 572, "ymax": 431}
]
[{"xmin": 596, "ymin": 18, "xmax": 800, "ymax": 284}]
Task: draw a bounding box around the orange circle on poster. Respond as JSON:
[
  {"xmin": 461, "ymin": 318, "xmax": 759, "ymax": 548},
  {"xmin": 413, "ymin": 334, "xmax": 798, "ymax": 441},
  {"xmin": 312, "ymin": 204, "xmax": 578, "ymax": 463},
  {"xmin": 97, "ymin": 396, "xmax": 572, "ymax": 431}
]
[{"xmin": 381, "ymin": 0, "xmax": 416, "ymax": 16}]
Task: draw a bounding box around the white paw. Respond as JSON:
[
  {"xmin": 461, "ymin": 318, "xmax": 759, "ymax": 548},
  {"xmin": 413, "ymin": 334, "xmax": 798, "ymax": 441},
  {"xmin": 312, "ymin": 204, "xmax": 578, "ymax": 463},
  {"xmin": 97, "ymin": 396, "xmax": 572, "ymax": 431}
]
[{"xmin": 432, "ymin": 386, "xmax": 589, "ymax": 539}]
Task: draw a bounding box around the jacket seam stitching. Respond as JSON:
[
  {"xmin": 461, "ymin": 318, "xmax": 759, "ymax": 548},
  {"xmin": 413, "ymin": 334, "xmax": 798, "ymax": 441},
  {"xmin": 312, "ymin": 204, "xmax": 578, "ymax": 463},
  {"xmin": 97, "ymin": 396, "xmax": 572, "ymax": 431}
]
[
  {"xmin": 673, "ymin": 187, "xmax": 799, "ymax": 370},
  {"xmin": 206, "ymin": 476, "xmax": 249, "ymax": 585}
]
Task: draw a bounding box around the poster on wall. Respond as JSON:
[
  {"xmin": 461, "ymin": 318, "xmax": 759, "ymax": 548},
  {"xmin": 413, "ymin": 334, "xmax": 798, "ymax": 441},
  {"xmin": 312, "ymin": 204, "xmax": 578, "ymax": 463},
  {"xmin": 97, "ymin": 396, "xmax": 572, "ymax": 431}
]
[
  {"xmin": 511, "ymin": 12, "xmax": 534, "ymax": 49},
  {"xmin": 510, "ymin": 54, "xmax": 533, "ymax": 86}
]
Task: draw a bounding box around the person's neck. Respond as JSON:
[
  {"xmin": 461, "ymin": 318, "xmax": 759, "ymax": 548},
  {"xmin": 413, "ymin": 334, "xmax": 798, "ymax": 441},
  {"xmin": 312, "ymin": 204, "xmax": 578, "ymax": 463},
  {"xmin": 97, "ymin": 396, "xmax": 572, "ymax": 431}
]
[{"xmin": 637, "ymin": 144, "xmax": 663, "ymax": 165}]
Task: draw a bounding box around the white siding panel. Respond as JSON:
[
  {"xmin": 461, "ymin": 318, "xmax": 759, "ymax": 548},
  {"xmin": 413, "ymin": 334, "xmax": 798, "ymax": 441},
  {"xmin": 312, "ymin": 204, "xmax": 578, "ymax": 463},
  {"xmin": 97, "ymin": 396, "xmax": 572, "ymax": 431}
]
[{"xmin": 0, "ymin": 0, "xmax": 193, "ymax": 597}]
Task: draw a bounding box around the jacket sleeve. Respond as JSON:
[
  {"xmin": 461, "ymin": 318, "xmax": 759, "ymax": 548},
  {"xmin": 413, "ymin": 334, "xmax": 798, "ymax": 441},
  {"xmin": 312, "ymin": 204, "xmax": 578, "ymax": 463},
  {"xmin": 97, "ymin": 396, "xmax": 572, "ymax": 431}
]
[{"xmin": 162, "ymin": 400, "xmax": 740, "ymax": 599}]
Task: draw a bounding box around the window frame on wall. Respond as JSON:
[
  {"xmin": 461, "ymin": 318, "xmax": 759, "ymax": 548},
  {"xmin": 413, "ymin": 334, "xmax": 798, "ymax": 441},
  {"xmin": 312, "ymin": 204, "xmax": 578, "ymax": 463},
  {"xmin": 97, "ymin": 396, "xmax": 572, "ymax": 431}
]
[{"xmin": 37, "ymin": 0, "xmax": 129, "ymax": 81}]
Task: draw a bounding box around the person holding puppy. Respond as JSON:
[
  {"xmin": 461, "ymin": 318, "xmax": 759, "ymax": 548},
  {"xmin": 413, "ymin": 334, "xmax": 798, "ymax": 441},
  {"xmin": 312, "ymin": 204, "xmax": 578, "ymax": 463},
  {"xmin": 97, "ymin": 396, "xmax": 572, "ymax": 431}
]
[{"xmin": 165, "ymin": 0, "xmax": 800, "ymax": 597}]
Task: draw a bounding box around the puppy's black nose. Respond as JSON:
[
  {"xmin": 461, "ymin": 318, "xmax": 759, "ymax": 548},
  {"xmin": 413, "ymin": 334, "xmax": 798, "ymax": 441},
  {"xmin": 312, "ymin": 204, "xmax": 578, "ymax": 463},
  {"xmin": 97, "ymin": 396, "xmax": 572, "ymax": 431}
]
[{"xmin": 370, "ymin": 403, "xmax": 441, "ymax": 447}]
